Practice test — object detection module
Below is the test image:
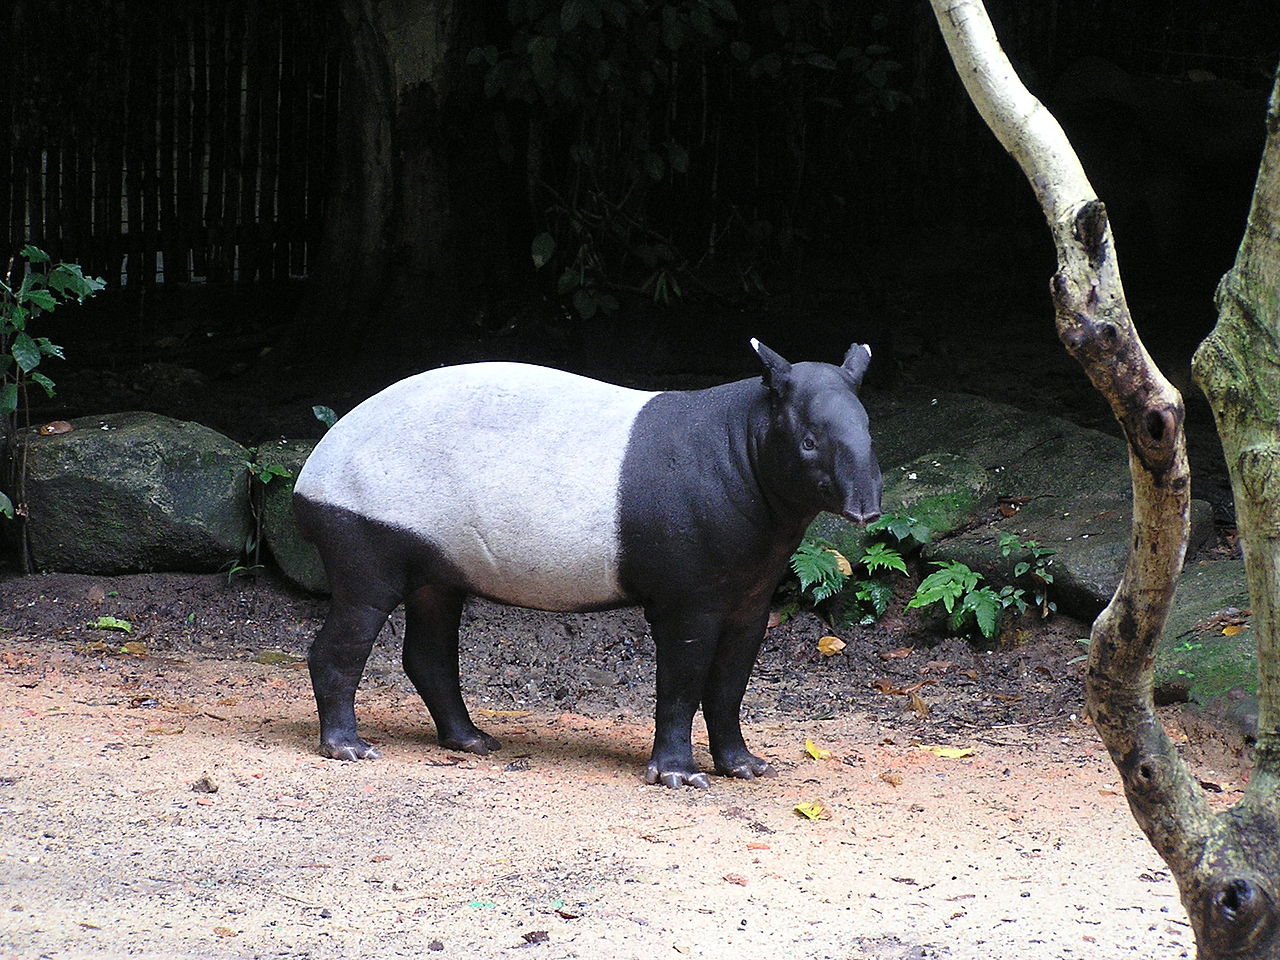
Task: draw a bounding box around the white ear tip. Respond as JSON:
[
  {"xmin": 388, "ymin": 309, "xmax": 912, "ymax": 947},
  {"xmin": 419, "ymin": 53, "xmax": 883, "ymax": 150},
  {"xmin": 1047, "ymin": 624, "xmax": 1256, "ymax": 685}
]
[
  {"xmin": 750, "ymin": 337, "xmax": 761, "ymax": 353},
  {"xmin": 863, "ymin": 344, "xmax": 872, "ymax": 358}
]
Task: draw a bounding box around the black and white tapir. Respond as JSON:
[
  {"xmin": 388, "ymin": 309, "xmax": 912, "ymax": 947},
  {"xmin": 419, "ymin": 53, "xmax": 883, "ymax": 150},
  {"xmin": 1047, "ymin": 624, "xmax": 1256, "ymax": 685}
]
[{"xmin": 293, "ymin": 339, "xmax": 882, "ymax": 788}]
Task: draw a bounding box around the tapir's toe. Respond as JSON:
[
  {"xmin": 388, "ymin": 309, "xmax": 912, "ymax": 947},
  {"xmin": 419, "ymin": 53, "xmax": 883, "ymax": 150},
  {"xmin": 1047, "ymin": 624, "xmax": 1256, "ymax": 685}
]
[
  {"xmin": 320, "ymin": 737, "xmax": 382, "ymax": 761},
  {"xmin": 645, "ymin": 762, "xmax": 711, "ymax": 790},
  {"xmin": 714, "ymin": 753, "xmax": 776, "ymax": 780},
  {"xmin": 439, "ymin": 730, "xmax": 502, "ymax": 756}
]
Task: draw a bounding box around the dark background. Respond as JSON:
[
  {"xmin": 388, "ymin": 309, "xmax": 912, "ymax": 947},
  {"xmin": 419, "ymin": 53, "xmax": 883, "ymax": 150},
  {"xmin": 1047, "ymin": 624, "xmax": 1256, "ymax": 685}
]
[{"xmin": 3, "ymin": 0, "xmax": 1278, "ymax": 452}]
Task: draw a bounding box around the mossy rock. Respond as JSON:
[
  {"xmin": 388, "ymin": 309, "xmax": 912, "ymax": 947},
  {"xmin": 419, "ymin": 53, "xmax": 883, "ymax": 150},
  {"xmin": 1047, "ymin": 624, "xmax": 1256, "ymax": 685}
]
[
  {"xmin": 256, "ymin": 439, "xmax": 328, "ymax": 594},
  {"xmin": 1156, "ymin": 559, "xmax": 1254, "ymax": 703}
]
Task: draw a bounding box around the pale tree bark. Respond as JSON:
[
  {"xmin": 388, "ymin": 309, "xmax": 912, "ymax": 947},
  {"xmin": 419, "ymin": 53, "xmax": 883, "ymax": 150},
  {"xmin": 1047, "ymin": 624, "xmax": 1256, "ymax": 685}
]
[{"xmin": 927, "ymin": 1, "xmax": 1280, "ymax": 956}]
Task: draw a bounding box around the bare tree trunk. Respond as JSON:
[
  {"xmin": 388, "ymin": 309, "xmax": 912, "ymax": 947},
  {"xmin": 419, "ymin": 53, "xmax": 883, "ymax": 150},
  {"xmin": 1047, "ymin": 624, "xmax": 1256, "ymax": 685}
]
[
  {"xmin": 926, "ymin": 1, "xmax": 1280, "ymax": 956},
  {"xmin": 310, "ymin": 0, "xmax": 468, "ymax": 336}
]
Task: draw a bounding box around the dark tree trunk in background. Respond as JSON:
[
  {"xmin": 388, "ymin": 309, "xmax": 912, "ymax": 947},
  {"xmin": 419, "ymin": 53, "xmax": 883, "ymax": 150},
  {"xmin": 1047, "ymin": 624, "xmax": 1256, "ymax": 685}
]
[{"xmin": 309, "ymin": 0, "xmax": 475, "ymax": 352}]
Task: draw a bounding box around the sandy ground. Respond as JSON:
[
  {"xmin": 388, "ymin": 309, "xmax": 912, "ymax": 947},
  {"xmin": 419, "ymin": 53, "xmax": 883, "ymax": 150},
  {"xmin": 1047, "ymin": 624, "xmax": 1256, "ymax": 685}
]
[{"xmin": 0, "ymin": 592, "xmax": 1239, "ymax": 960}]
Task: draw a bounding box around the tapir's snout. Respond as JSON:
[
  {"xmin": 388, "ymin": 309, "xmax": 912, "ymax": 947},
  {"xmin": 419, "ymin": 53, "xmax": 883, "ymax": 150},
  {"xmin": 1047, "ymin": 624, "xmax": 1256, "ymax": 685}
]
[{"xmin": 841, "ymin": 507, "xmax": 882, "ymax": 526}]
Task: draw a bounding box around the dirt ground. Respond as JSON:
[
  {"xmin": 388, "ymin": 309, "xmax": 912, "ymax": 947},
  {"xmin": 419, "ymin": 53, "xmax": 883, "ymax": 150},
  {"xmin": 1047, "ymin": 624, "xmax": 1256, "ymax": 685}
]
[{"xmin": 0, "ymin": 569, "xmax": 1253, "ymax": 959}]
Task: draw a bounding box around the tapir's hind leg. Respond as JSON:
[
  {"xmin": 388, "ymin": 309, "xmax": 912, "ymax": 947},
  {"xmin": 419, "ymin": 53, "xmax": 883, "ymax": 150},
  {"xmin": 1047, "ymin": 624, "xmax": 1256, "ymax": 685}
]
[
  {"xmin": 309, "ymin": 598, "xmax": 394, "ymax": 760},
  {"xmin": 403, "ymin": 586, "xmax": 501, "ymax": 756},
  {"xmin": 702, "ymin": 610, "xmax": 776, "ymax": 780}
]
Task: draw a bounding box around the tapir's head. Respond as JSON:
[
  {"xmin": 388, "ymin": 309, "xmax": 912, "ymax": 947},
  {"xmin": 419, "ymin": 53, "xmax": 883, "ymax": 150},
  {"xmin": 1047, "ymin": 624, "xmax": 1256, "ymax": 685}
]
[{"xmin": 752, "ymin": 338, "xmax": 883, "ymax": 524}]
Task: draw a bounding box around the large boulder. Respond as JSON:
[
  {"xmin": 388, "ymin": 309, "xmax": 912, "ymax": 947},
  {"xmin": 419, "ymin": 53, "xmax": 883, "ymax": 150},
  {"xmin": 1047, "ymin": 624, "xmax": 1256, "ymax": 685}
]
[
  {"xmin": 23, "ymin": 412, "xmax": 251, "ymax": 573},
  {"xmin": 255, "ymin": 438, "xmax": 328, "ymax": 594},
  {"xmin": 816, "ymin": 393, "xmax": 1214, "ymax": 619}
]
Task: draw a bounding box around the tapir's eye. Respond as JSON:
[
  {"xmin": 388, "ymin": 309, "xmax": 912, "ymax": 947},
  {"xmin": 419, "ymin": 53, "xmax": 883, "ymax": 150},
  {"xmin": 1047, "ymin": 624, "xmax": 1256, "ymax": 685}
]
[{"xmin": 801, "ymin": 437, "xmax": 817, "ymax": 452}]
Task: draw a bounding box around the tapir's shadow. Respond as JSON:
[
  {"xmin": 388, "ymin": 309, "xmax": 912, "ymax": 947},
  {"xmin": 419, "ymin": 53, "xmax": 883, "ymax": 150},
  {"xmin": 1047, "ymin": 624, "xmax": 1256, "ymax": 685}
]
[{"xmin": 265, "ymin": 711, "xmax": 656, "ymax": 780}]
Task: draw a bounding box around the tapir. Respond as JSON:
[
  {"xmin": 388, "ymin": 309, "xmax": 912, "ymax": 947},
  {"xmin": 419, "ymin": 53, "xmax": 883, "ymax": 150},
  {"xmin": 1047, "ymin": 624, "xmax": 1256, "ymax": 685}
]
[{"xmin": 293, "ymin": 339, "xmax": 882, "ymax": 788}]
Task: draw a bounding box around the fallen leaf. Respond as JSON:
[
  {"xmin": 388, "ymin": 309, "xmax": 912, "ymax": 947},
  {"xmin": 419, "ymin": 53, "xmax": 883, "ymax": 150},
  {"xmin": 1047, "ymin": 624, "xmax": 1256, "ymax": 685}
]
[
  {"xmin": 371, "ymin": 855, "xmax": 392, "ymax": 863},
  {"xmin": 38, "ymin": 420, "xmax": 73, "ymax": 436},
  {"xmin": 823, "ymin": 547, "xmax": 853, "ymax": 576},
  {"xmin": 908, "ymin": 692, "xmax": 930, "ymax": 718},
  {"xmin": 873, "ymin": 678, "xmax": 903, "ymax": 694},
  {"xmin": 522, "ymin": 931, "xmax": 549, "ymax": 944},
  {"xmin": 991, "ymin": 693, "xmax": 1023, "ymax": 703},
  {"xmin": 879, "ymin": 647, "xmax": 913, "ymax": 660},
  {"xmin": 1222, "ymin": 623, "xmax": 1247, "ymax": 636},
  {"xmin": 879, "ymin": 770, "xmax": 904, "ymax": 787},
  {"xmin": 922, "ymin": 660, "xmax": 954, "ymax": 675},
  {"xmin": 723, "ymin": 873, "xmax": 748, "ymax": 886},
  {"xmin": 121, "ymin": 641, "xmax": 147, "ymax": 657},
  {"xmin": 921, "ymin": 745, "xmax": 974, "ymax": 759},
  {"xmin": 746, "ymin": 842, "xmax": 771, "ymax": 851},
  {"xmin": 766, "ymin": 610, "xmax": 783, "ymax": 629},
  {"xmin": 804, "ymin": 738, "xmax": 832, "ymax": 761},
  {"xmin": 474, "ymin": 708, "xmax": 533, "ymax": 719},
  {"xmin": 817, "ymin": 635, "xmax": 846, "ymax": 657},
  {"xmin": 86, "ymin": 616, "xmax": 132, "ymax": 634},
  {"xmin": 794, "ymin": 799, "xmax": 830, "ymax": 820},
  {"xmin": 213, "ymin": 927, "xmax": 237, "ymax": 938},
  {"xmin": 252, "ymin": 650, "xmax": 302, "ymax": 666}
]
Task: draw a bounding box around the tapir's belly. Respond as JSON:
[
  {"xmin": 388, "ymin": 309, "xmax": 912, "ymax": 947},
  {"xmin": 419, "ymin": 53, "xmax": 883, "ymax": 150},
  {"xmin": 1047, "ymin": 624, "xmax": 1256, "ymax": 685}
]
[{"xmin": 294, "ymin": 363, "xmax": 658, "ymax": 611}]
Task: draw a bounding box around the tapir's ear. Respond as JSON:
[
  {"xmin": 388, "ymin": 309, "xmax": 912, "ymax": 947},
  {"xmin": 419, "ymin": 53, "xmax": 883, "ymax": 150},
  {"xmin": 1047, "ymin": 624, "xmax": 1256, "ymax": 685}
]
[
  {"xmin": 751, "ymin": 338, "xmax": 792, "ymax": 397},
  {"xmin": 842, "ymin": 343, "xmax": 872, "ymax": 391}
]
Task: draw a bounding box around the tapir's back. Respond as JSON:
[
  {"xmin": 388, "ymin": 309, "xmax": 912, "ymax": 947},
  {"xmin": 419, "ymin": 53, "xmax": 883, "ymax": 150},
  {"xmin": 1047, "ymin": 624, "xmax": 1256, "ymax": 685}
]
[{"xmin": 294, "ymin": 362, "xmax": 656, "ymax": 611}]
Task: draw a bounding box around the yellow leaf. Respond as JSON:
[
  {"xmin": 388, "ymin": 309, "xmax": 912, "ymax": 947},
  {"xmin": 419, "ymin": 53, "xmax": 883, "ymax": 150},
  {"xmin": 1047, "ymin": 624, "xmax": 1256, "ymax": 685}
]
[
  {"xmin": 804, "ymin": 738, "xmax": 832, "ymax": 761},
  {"xmin": 817, "ymin": 635, "xmax": 846, "ymax": 657},
  {"xmin": 821, "ymin": 547, "xmax": 853, "ymax": 576},
  {"xmin": 1222, "ymin": 624, "xmax": 1246, "ymax": 636},
  {"xmin": 121, "ymin": 641, "xmax": 148, "ymax": 657},
  {"xmin": 794, "ymin": 799, "xmax": 830, "ymax": 821},
  {"xmin": 921, "ymin": 745, "xmax": 974, "ymax": 759},
  {"xmin": 213, "ymin": 927, "xmax": 238, "ymax": 938}
]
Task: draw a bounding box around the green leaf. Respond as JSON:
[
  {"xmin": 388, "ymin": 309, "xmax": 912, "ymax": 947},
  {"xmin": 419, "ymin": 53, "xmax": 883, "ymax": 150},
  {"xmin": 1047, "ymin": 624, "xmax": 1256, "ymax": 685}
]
[
  {"xmin": 708, "ymin": 0, "xmax": 738, "ymax": 21},
  {"xmin": 34, "ymin": 337, "xmax": 64, "ymax": 359},
  {"xmin": 0, "ymin": 491, "xmax": 12, "ymax": 519},
  {"xmin": 0, "ymin": 383, "xmax": 16, "ymax": 415},
  {"xmin": 312, "ymin": 405, "xmax": 338, "ymax": 429},
  {"xmin": 790, "ymin": 539, "xmax": 848, "ymax": 604},
  {"xmin": 30, "ymin": 371, "xmax": 55, "ymax": 397},
  {"xmin": 860, "ymin": 541, "xmax": 906, "ymax": 575},
  {"xmin": 87, "ymin": 615, "xmax": 133, "ymax": 634},
  {"xmin": 965, "ymin": 589, "xmax": 1002, "ymax": 639},
  {"xmin": 531, "ymin": 231, "xmax": 557, "ymax": 268},
  {"xmin": 12, "ymin": 332, "xmax": 41, "ymax": 372},
  {"xmin": 854, "ymin": 578, "xmax": 893, "ymax": 620},
  {"xmin": 20, "ymin": 244, "xmax": 50, "ymax": 264},
  {"xmin": 561, "ymin": 0, "xmax": 585, "ymax": 32},
  {"xmin": 22, "ymin": 288, "xmax": 57, "ymax": 312},
  {"xmin": 572, "ymin": 287, "xmax": 597, "ymax": 319}
]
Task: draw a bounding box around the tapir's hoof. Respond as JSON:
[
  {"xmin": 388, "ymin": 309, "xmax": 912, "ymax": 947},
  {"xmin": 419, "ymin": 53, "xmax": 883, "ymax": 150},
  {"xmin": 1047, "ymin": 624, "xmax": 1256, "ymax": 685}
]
[
  {"xmin": 439, "ymin": 731, "xmax": 502, "ymax": 756},
  {"xmin": 715, "ymin": 755, "xmax": 777, "ymax": 780},
  {"xmin": 320, "ymin": 737, "xmax": 382, "ymax": 761},
  {"xmin": 645, "ymin": 762, "xmax": 711, "ymax": 790}
]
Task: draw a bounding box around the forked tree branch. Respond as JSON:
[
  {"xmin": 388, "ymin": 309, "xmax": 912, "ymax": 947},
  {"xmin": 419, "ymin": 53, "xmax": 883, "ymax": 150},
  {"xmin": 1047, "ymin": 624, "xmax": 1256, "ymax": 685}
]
[{"xmin": 925, "ymin": 2, "xmax": 1280, "ymax": 956}]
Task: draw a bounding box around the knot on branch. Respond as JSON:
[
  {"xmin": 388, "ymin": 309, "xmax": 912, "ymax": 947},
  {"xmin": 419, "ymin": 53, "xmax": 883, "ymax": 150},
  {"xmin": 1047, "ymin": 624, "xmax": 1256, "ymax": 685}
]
[
  {"xmin": 1200, "ymin": 876, "xmax": 1278, "ymax": 958},
  {"xmin": 1123, "ymin": 401, "xmax": 1184, "ymax": 476},
  {"xmin": 1072, "ymin": 199, "xmax": 1110, "ymax": 268}
]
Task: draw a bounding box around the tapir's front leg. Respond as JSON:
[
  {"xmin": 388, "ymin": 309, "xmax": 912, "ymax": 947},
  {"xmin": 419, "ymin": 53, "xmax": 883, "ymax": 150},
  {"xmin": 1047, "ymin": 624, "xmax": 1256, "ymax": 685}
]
[
  {"xmin": 647, "ymin": 612, "xmax": 719, "ymax": 789},
  {"xmin": 703, "ymin": 610, "xmax": 776, "ymax": 780}
]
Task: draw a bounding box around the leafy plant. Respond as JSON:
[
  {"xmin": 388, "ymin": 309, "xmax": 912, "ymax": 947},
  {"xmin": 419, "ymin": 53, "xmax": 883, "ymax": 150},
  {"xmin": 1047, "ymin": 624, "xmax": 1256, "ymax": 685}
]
[
  {"xmin": 239, "ymin": 453, "xmax": 295, "ymax": 580},
  {"xmin": 998, "ymin": 531, "xmax": 1057, "ymax": 616},
  {"xmin": 790, "ymin": 538, "xmax": 852, "ymax": 604},
  {"xmin": 1, "ymin": 245, "xmax": 104, "ymax": 567},
  {"xmin": 865, "ymin": 511, "xmax": 932, "ymax": 548},
  {"xmin": 906, "ymin": 560, "xmax": 1006, "ymax": 640},
  {"xmin": 469, "ymin": 1, "xmax": 907, "ymax": 318}
]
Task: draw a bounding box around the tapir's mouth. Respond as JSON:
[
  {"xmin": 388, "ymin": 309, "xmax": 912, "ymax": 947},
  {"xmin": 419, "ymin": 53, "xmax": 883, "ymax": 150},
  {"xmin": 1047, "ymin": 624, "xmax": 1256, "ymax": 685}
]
[{"xmin": 841, "ymin": 509, "xmax": 882, "ymax": 526}]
